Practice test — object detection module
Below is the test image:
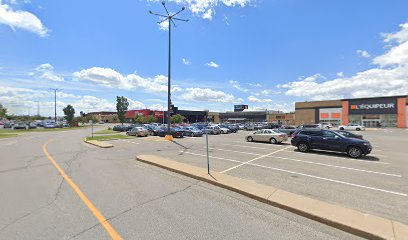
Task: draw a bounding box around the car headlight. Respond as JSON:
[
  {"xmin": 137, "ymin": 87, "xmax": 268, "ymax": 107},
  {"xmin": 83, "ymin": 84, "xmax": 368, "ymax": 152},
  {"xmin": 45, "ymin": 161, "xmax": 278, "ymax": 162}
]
[{"xmin": 363, "ymin": 143, "xmax": 370, "ymax": 146}]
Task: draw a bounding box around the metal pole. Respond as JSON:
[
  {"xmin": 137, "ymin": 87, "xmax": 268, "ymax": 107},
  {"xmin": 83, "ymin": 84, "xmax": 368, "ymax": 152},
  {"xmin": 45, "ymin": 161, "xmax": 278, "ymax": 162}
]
[
  {"xmin": 91, "ymin": 120, "xmax": 94, "ymax": 138},
  {"xmin": 54, "ymin": 89, "xmax": 57, "ymax": 123},
  {"xmin": 206, "ymin": 132, "xmax": 210, "ymax": 174},
  {"xmin": 167, "ymin": 17, "xmax": 171, "ymax": 135}
]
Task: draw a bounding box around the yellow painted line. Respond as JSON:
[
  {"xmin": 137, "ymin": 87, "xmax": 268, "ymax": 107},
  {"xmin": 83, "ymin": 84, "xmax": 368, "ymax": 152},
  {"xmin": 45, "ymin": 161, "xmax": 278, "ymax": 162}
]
[{"xmin": 42, "ymin": 140, "xmax": 122, "ymax": 240}]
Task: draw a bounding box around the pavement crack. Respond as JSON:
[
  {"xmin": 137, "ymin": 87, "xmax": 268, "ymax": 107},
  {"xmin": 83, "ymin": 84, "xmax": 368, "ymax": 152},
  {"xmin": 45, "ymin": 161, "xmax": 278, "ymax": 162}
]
[
  {"xmin": 67, "ymin": 182, "xmax": 198, "ymax": 240},
  {"xmin": 0, "ymin": 163, "xmax": 51, "ymax": 175}
]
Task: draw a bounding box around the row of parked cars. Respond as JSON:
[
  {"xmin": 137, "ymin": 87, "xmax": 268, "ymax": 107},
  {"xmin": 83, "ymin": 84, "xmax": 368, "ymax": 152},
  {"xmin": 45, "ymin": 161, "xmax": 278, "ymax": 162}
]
[
  {"xmin": 113, "ymin": 123, "xmax": 243, "ymax": 138},
  {"xmin": 1, "ymin": 120, "xmax": 69, "ymax": 129},
  {"xmin": 244, "ymin": 125, "xmax": 371, "ymax": 158}
]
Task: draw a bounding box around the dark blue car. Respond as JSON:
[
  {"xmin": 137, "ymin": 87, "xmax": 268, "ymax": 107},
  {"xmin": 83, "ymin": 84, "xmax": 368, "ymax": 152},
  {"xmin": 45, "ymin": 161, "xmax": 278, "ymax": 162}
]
[{"xmin": 291, "ymin": 129, "xmax": 372, "ymax": 158}]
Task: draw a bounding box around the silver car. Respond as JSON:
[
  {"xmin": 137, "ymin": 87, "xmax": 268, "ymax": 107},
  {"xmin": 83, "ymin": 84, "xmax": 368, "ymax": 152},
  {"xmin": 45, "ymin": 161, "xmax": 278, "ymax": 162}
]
[
  {"xmin": 246, "ymin": 129, "xmax": 288, "ymax": 144},
  {"xmin": 126, "ymin": 127, "xmax": 149, "ymax": 137}
]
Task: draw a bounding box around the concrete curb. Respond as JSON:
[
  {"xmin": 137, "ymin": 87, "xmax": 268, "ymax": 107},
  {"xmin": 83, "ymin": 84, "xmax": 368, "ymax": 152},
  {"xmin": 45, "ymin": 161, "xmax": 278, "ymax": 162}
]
[
  {"xmin": 84, "ymin": 139, "xmax": 113, "ymax": 148},
  {"xmin": 136, "ymin": 154, "xmax": 408, "ymax": 240}
]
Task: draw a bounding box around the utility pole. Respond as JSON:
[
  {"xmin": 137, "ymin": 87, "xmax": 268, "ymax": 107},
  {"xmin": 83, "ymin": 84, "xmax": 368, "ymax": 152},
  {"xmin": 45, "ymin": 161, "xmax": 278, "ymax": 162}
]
[
  {"xmin": 149, "ymin": 1, "xmax": 188, "ymax": 139},
  {"xmin": 35, "ymin": 101, "xmax": 40, "ymax": 116},
  {"xmin": 50, "ymin": 88, "xmax": 60, "ymax": 123}
]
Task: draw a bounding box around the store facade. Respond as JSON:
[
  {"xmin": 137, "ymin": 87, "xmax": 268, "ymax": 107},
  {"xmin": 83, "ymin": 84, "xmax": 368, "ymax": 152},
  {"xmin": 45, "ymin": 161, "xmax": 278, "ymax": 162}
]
[{"xmin": 295, "ymin": 95, "xmax": 407, "ymax": 128}]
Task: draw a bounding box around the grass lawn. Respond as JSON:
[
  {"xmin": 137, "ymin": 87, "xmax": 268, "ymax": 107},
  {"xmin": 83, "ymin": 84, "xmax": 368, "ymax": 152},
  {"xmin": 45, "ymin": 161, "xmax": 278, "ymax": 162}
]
[
  {"xmin": 94, "ymin": 129, "xmax": 115, "ymax": 134},
  {"xmin": 86, "ymin": 134, "xmax": 131, "ymax": 141},
  {"xmin": 0, "ymin": 133, "xmax": 19, "ymax": 139}
]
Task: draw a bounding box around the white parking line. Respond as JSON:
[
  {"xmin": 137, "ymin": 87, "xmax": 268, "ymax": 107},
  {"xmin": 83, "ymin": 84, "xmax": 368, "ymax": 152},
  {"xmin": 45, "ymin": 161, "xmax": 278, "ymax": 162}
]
[
  {"xmin": 120, "ymin": 140, "xmax": 140, "ymax": 145},
  {"xmin": 182, "ymin": 151, "xmax": 407, "ymax": 197},
  {"xmin": 222, "ymin": 143, "xmax": 271, "ymax": 150},
  {"xmin": 207, "ymin": 147, "xmax": 263, "ymax": 156},
  {"xmin": 220, "ymin": 146, "xmax": 292, "ymax": 173},
  {"xmin": 266, "ymin": 155, "xmax": 401, "ymax": 177},
  {"xmin": 281, "ymin": 150, "xmax": 390, "ymax": 164}
]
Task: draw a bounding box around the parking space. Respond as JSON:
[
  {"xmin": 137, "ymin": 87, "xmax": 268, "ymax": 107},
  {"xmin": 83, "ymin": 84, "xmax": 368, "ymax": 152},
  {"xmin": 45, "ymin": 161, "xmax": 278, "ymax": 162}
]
[{"xmin": 110, "ymin": 129, "xmax": 408, "ymax": 224}]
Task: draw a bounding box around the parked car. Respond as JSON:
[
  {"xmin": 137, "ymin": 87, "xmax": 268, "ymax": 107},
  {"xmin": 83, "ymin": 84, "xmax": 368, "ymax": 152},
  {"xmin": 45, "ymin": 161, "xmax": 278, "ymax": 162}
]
[
  {"xmin": 298, "ymin": 124, "xmax": 322, "ymax": 129},
  {"xmin": 244, "ymin": 124, "xmax": 255, "ymax": 131},
  {"xmin": 28, "ymin": 123, "xmax": 37, "ymax": 129},
  {"xmin": 277, "ymin": 125, "xmax": 297, "ymax": 135},
  {"xmin": 202, "ymin": 126, "xmax": 221, "ymax": 135},
  {"xmin": 227, "ymin": 124, "xmax": 239, "ymax": 133},
  {"xmin": 218, "ymin": 125, "xmax": 231, "ymax": 134},
  {"xmin": 113, "ymin": 125, "xmax": 128, "ymax": 132},
  {"xmin": 334, "ymin": 130, "xmax": 363, "ymax": 139},
  {"xmin": 321, "ymin": 123, "xmax": 333, "ymax": 129},
  {"xmin": 3, "ymin": 122, "xmax": 13, "ymax": 128},
  {"xmin": 150, "ymin": 126, "xmax": 166, "ymax": 136},
  {"xmin": 158, "ymin": 128, "xmax": 184, "ymax": 138},
  {"xmin": 44, "ymin": 123, "xmax": 56, "ymax": 128},
  {"xmin": 14, "ymin": 123, "xmax": 27, "ymax": 130},
  {"xmin": 291, "ymin": 129, "xmax": 372, "ymax": 158},
  {"xmin": 338, "ymin": 123, "xmax": 365, "ymax": 131},
  {"xmin": 183, "ymin": 127, "xmax": 203, "ymax": 137},
  {"xmin": 246, "ymin": 129, "xmax": 288, "ymax": 144},
  {"xmin": 126, "ymin": 127, "xmax": 149, "ymax": 137}
]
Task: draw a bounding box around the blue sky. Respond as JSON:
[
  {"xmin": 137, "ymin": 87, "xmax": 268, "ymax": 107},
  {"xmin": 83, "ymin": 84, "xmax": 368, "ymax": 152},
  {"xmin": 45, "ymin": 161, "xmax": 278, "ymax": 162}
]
[{"xmin": 1, "ymin": 0, "xmax": 408, "ymax": 116}]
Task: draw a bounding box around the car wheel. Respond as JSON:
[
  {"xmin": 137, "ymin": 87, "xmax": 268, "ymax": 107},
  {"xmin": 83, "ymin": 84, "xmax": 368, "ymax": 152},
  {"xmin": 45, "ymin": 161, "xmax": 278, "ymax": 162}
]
[
  {"xmin": 297, "ymin": 142, "xmax": 309, "ymax": 152},
  {"xmin": 247, "ymin": 136, "xmax": 253, "ymax": 142},
  {"xmin": 339, "ymin": 127, "xmax": 344, "ymax": 130},
  {"xmin": 270, "ymin": 138, "xmax": 277, "ymax": 144},
  {"xmin": 347, "ymin": 146, "xmax": 362, "ymax": 158},
  {"xmin": 356, "ymin": 128, "xmax": 361, "ymax": 131}
]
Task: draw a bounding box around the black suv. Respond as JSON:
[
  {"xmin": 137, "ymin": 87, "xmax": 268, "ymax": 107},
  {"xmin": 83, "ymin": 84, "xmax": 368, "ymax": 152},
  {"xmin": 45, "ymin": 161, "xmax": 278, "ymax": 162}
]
[{"xmin": 291, "ymin": 129, "xmax": 372, "ymax": 158}]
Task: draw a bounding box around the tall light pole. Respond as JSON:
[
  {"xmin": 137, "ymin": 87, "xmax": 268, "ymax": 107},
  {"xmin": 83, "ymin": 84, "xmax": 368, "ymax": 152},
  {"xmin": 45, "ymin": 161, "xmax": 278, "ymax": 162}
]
[
  {"xmin": 149, "ymin": 1, "xmax": 188, "ymax": 139},
  {"xmin": 50, "ymin": 88, "xmax": 60, "ymax": 123},
  {"xmin": 35, "ymin": 101, "xmax": 40, "ymax": 116}
]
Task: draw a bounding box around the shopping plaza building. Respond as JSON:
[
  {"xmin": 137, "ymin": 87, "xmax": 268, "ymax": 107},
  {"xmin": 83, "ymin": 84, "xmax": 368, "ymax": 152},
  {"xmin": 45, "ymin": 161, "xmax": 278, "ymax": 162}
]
[{"xmin": 295, "ymin": 95, "xmax": 408, "ymax": 128}]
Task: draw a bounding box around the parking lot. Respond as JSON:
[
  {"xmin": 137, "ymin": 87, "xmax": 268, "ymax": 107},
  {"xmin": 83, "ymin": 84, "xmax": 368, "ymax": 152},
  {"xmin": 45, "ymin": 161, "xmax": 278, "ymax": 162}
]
[{"xmin": 108, "ymin": 128, "xmax": 408, "ymax": 225}]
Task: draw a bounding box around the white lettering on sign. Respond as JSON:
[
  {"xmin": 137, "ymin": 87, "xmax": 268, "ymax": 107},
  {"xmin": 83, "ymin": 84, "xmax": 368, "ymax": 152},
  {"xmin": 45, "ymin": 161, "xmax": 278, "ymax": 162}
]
[{"xmin": 351, "ymin": 103, "xmax": 395, "ymax": 110}]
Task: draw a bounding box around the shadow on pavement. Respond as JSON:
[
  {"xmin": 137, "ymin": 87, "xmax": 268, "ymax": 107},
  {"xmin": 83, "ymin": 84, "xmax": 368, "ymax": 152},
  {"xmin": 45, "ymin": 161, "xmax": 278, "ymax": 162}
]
[{"xmin": 292, "ymin": 149, "xmax": 381, "ymax": 161}]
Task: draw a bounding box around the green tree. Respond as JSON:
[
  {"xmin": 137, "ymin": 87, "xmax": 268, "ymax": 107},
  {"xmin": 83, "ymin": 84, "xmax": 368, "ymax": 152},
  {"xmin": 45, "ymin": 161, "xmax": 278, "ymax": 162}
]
[
  {"xmin": 116, "ymin": 96, "xmax": 129, "ymax": 125},
  {"xmin": 63, "ymin": 105, "xmax": 75, "ymax": 126},
  {"xmin": 170, "ymin": 114, "xmax": 185, "ymax": 123},
  {"xmin": 144, "ymin": 115, "xmax": 158, "ymax": 123},
  {"xmin": 135, "ymin": 115, "xmax": 144, "ymax": 124},
  {"xmin": 0, "ymin": 104, "xmax": 7, "ymax": 118}
]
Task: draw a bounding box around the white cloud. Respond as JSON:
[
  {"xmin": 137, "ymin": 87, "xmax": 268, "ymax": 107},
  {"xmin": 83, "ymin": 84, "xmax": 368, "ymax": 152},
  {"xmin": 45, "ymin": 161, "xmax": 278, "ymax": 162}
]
[
  {"xmin": 337, "ymin": 72, "xmax": 344, "ymax": 78},
  {"xmin": 182, "ymin": 58, "xmax": 191, "ymax": 65},
  {"xmin": 149, "ymin": 103, "xmax": 166, "ymax": 111},
  {"xmin": 33, "ymin": 63, "xmax": 64, "ymax": 82},
  {"xmin": 0, "ymin": 0, "xmax": 48, "ymax": 37},
  {"xmin": 180, "ymin": 87, "xmax": 241, "ymax": 103},
  {"xmin": 280, "ymin": 23, "xmax": 408, "ymax": 100},
  {"xmin": 73, "ymin": 67, "xmax": 182, "ymax": 93},
  {"xmin": 248, "ymin": 95, "xmax": 272, "ymax": 103},
  {"xmin": 374, "ymin": 23, "xmax": 408, "ymax": 67},
  {"xmin": 249, "ymin": 83, "xmax": 262, "ymax": 87},
  {"xmin": 158, "ymin": 20, "xmax": 169, "ymax": 31},
  {"xmin": 0, "ymin": 85, "xmax": 156, "ymax": 116},
  {"xmin": 152, "ymin": 0, "xmax": 252, "ymax": 20},
  {"xmin": 206, "ymin": 61, "xmax": 220, "ymax": 68},
  {"xmin": 229, "ymin": 80, "xmax": 248, "ymax": 92},
  {"xmin": 254, "ymin": 89, "xmax": 280, "ymax": 96},
  {"xmin": 356, "ymin": 50, "xmax": 371, "ymax": 58}
]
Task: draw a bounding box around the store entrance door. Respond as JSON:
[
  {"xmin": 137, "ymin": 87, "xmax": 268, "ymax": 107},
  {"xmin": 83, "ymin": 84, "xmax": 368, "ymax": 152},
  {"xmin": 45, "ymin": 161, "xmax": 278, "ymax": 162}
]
[{"xmin": 362, "ymin": 119, "xmax": 381, "ymax": 128}]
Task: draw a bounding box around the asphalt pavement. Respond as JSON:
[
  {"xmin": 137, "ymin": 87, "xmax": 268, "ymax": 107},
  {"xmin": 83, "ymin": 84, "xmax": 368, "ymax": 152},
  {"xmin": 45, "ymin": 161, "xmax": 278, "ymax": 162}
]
[
  {"xmin": 0, "ymin": 127, "xmax": 362, "ymax": 239},
  {"xmin": 111, "ymin": 128, "xmax": 408, "ymax": 225}
]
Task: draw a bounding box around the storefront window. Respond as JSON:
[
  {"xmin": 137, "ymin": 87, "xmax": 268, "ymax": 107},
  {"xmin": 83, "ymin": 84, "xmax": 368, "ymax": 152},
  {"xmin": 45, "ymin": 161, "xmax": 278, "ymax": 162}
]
[{"xmin": 348, "ymin": 114, "xmax": 397, "ymax": 127}]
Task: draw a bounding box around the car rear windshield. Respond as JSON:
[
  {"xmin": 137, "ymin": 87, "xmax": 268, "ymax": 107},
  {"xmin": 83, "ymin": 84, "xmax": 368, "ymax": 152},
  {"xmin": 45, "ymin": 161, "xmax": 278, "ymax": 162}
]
[{"xmin": 299, "ymin": 130, "xmax": 322, "ymax": 136}]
